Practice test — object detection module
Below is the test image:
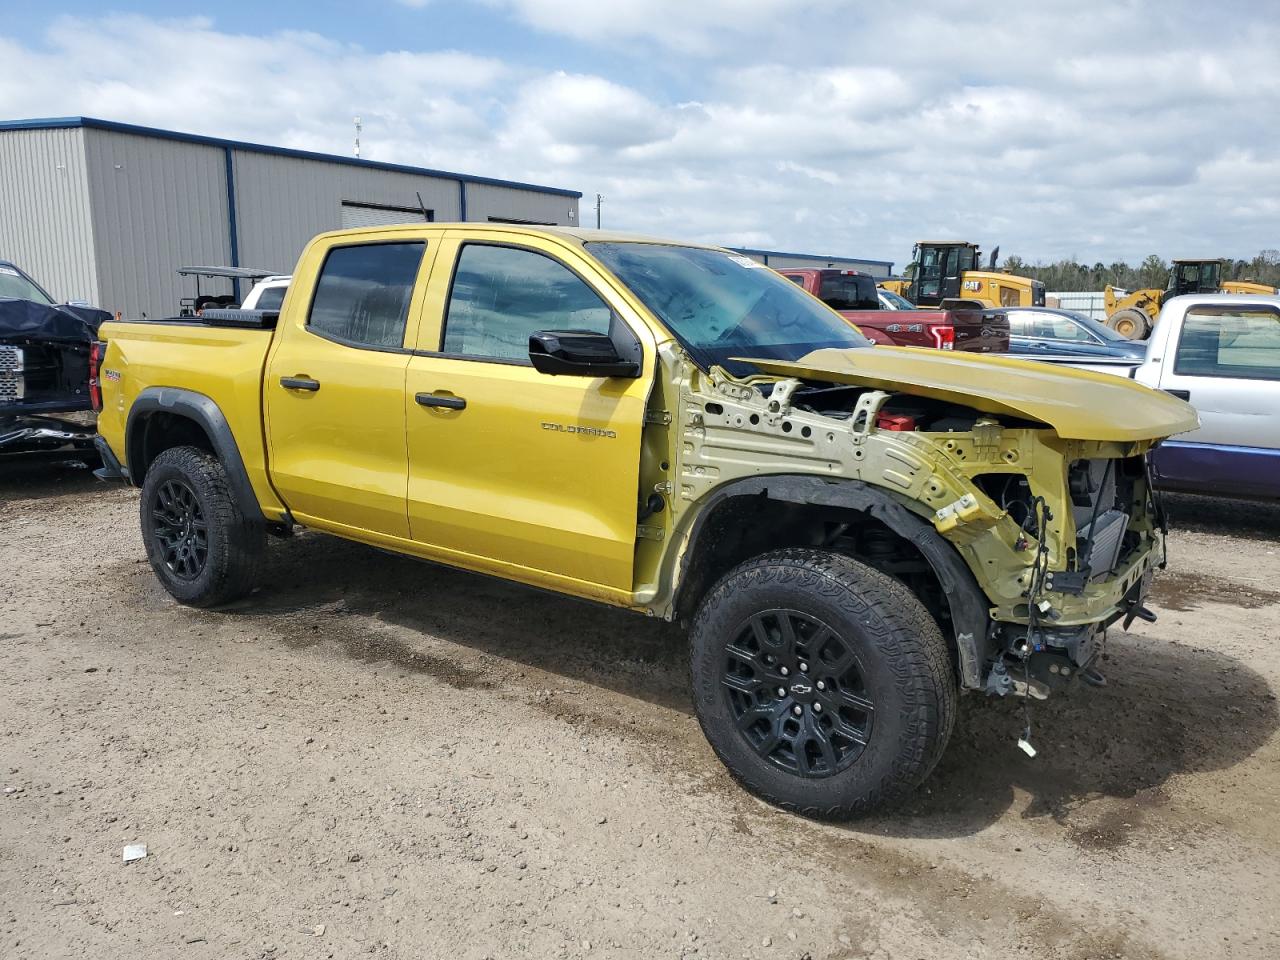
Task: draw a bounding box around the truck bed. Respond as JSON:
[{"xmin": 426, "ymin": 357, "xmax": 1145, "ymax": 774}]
[{"xmin": 94, "ymin": 317, "xmax": 280, "ymax": 507}]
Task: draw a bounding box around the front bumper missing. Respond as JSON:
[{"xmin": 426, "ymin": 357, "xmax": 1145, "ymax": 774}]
[{"xmin": 986, "ymin": 551, "xmax": 1159, "ymax": 698}]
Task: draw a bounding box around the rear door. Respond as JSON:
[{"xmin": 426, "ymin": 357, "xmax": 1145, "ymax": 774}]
[
  {"xmin": 1154, "ymin": 302, "xmax": 1280, "ymax": 496},
  {"xmin": 265, "ymin": 237, "xmax": 434, "ymax": 539},
  {"xmin": 402, "ymin": 233, "xmax": 654, "ymax": 600}
]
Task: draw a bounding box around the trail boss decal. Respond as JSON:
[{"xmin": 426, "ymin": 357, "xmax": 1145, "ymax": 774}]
[{"xmin": 541, "ymin": 421, "xmax": 617, "ymax": 439}]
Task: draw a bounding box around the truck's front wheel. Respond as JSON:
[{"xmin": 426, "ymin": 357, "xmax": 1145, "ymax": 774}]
[
  {"xmin": 689, "ymin": 549, "xmax": 956, "ymax": 818},
  {"xmin": 139, "ymin": 446, "xmax": 264, "ymax": 607}
]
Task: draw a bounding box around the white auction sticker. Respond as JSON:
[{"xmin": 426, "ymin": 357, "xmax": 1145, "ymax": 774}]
[{"xmin": 725, "ymin": 255, "xmax": 764, "ymax": 269}]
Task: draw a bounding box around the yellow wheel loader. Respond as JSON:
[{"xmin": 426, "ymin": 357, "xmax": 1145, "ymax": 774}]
[
  {"xmin": 880, "ymin": 241, "xmax": 1045, "ymax": 309},
  {"xmin": 1104, "ymin": 259, "xmax": 1278, "ymax": 339}
]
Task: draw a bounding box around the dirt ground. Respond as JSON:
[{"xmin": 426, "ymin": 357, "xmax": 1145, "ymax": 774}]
[{"xmin": 2, "ymin": 460, "xmax": 1278, "ymax": 960}]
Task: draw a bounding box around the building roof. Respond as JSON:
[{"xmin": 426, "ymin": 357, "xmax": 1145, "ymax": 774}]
[
  {"xmin": 728, "ymin": 246, "xmax": 893, "ymax": 268},
  {"xmin": 0, "ymin": 116, "xmax": 582, "ymax": 199}
]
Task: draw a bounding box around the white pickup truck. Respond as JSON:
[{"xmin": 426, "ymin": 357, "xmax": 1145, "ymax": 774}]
[
  {"xmin": 1059, "ymin": 294, "xmax": 1280, "ymax": 501},
  {"xmin": 239, "ymin": 274, "xmax": 291, "ymax": 312}
]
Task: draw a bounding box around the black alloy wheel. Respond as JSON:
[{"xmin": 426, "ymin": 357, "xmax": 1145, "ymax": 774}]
[
  {"xmin": 150, "ymin": 478, "xmax": 209, "ymax": 580},
  {"xmin": 689, "ymin": 549, "xmax": 956, "ymax": 818},
  {"xmin": 723, "ymin": 609, "xmax": 874, "ymax": 778}
]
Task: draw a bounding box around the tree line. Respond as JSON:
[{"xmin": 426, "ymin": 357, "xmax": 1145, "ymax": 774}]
[{"xmin": 997, "ymin": 250, "xmax": 1280, "ymax": 292}]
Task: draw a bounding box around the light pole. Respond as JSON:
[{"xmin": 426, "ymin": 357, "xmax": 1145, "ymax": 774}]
[{"xmin": 596, "ymin": 193, "xmax": 603, "ymax": 229}]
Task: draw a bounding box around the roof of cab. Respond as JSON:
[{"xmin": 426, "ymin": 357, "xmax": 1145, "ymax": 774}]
[{"xmin": 312, "ymin": 222, "xmax": 722, "ymax": 250}]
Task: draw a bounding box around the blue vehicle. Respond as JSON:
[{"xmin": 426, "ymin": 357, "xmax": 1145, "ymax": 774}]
[
  {"xmin": 994, "ymin": 307, "xmax": 1147, "ymax": 363},
  {"xmin": 1, "ymin": 258, "xmax": 109, "ymax": 458}
]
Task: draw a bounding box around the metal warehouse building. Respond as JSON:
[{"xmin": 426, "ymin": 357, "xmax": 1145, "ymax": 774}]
[
  {"xmin": 0, "ymin": 117, "xmax": 582, "ymax": 320},
  {"xmin": 730, "ymin": 247, "xmax": 894, "ymax": 278}
]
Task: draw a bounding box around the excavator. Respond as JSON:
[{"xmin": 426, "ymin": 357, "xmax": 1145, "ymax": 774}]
[
  {"xmin": 1105, "ymin": 258, "xmax": 1278, "ymax": 339},
  {"xmin": 880, "ymin": 241, "xmax": 1045, "ymax": 309}
]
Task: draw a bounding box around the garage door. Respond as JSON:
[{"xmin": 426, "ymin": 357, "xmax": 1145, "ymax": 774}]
[{"xmin": 340, "ymin": 202, "xmax": 433, "ymax": 229}]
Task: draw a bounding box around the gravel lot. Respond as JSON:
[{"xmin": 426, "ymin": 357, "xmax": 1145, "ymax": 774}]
[{"xmin": 3, "ymin": 459, "xmax": 1278, "ymax": 960}]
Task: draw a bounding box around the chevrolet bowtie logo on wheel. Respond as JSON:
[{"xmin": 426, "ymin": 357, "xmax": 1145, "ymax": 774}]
[{"xmin": 790, "ymin": 683, "xmax": 812, "ymax": 695}]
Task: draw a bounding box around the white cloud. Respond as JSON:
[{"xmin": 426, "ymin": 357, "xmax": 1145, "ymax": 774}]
[
  {"xmin": 477, "ymin": 0, "xmax": 815, "ymax": 55},
  {"xmin": 3, "ymin": 4, "xmax": 1280, "ymax": 264}
]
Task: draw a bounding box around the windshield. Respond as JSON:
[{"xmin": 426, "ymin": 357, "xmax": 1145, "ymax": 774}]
[
  {"xmin": 586, "ymin": 243, "xmax": 869, "ymax": 374},
  {"xmin": 1068, "ymin": 310, "xmax": 1130, "ymax": 342},
  {"xmin": 878, "ymin": 288, "xmax": 914, "ymax": 310},
  {"xmin": 0, "ymin": 264, "xmax": 54, "ymax": 304}
]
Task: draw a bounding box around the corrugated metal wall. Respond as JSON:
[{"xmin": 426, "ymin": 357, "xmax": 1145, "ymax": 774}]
[
  {"xmin": 467, "ymin": 182, "xmax": 579, "ymax": 226},
  {"xmin": 84, "ymin": 129, "xmax": 232, "ymax": 319},
  {"xmin": 0, "ymin": 127, "xmax": 98, "ymax": 304},
  {"xmin": 1048, "ymin": 291, "xmax": 1108, "ymax": 320},
  {"xmin": 3, "ymin": 122, "xmax": 581, "ymax": 320},
  {"xmin": 230, "ymin": 151, "xmax": 463, "ymax": 274}
]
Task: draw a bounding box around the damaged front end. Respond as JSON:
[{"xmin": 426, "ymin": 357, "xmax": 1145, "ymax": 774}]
[
  {"xmin": 650, "ymin": 345, "xmax": 1195, "ymax": 707},
  {"xmin": 1, "ymin": 298, "xmax": 109, "ymax": 458}
]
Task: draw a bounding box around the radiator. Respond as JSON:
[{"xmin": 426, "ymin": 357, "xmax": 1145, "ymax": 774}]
[{"xmin": 1080, "ymin": 509, "xmax": 1129, "ymax": 577}]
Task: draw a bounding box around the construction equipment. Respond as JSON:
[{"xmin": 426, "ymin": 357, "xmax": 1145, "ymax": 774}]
[
  {"xmin": 1104, "ymin": 259, "xmax": 1278, "ymax": 339},
  {"xmin": 881, "ymin": 241, "xmax": 1045, "ymax": 309}
]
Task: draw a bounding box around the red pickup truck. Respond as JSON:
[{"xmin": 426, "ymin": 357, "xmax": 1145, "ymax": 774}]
[{"xmin": 778, "ymin": 268, "xmax": 1008, "ymax": 352}]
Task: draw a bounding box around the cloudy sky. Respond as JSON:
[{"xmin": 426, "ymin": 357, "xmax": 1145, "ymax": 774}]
[{"xmin": 2, "ymin": 1, "xmax": 1277, "ymax": 266}]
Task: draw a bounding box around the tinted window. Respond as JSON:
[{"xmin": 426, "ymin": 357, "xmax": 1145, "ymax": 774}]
[
  {"xmin": 588, "ymin": 242, "xmax": 868, "ymax": 375},
  {"xmin": 442, "ymin": 244, "xmax": 612, "ymax": 362},
  {"xmin": 1174, "ymin": 308, "xmax": 1280, "ymax": 381},
  {"xmin": 308, "ymin": 243, "xmax": 424, "ymax": 349},
  {"xmin": 255, "ymin": 285, "xmax": 286, "ymax": 311},
  {"xmin": 818, "ymin": 274, "xmax": 879, "ymax": 310}
]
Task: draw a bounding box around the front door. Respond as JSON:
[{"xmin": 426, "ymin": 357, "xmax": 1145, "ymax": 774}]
[
  {"xmin": 913, "ymin": 245, "xmax": 963, "ymax": 305},
  {"xmin": 264, "ymin": 239, "xmax": 431, "ymax": 539},
  {"xmin": 939, "ymin": 246, "xmax": 964, "ymax": 301},
  {"xmin": 404, "ymin": 236, "xmax": 652, "ymax": 598}
]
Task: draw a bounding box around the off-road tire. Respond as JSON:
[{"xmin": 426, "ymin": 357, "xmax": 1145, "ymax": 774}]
[
  {"xmin": 689, "ymin": 549, "xmax": 956, "ymax": 818},
  {"xmin": 139, "ymin": 445, "xmax": 264, "ymax": 607},
  {"xmin": 1107, "ymin": 308, "xmax": 1152, "ymax": 340}
]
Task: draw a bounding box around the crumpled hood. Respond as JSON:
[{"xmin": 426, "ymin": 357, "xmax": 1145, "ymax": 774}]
[{"xmin": 741, "ymin": 346, "xmax": 1199, "ymax": 442}]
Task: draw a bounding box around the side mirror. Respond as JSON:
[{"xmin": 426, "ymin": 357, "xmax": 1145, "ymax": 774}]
[{"xmin": 528, "ymin": 330, "xmax": 640, "ymax": 378}]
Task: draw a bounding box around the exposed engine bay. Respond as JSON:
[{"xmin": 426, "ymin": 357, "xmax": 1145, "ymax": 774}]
[{"xmin": 663, "ymin": 361, "xmax": 1169, "ymax": 714}]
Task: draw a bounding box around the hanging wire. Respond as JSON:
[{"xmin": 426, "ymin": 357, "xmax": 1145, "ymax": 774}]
[{"xmin": 1019, "ymin": 495, "xmax": 1052, "ymax": 752}]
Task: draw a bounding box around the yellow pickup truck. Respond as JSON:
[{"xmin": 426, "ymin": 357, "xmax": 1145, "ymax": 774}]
[{"xmin": 94, "ymin": 224, "xmax": 1197, "ymax": 817}]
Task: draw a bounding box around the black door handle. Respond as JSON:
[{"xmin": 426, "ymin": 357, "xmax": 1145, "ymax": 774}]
[
  {"xmin": 280, "ymin": 376, "xmax": 320, "ymax": 392},
  {"xmin": 1164, "ymin": 389, "xmax": 1191, "ymax": 401},
  {"xmin": 416, "ymin": 392, "xmax": 466, "ymax": 410}
]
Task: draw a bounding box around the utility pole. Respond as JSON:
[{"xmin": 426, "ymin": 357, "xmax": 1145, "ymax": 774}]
[
  {"xmin": 354, "ymin": 117, "xmax": 362, "ymax": 158},
  {"xmin": 595, "ymin": 193, "xmax": 603, "ymax": 229}
]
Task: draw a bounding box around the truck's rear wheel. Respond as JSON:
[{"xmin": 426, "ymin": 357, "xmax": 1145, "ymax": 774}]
[
  {"xmin": 139, "ymin": 445, "xmax": 264, "ymax": 607},
  {"xmin": 1107, "ymin": 308, "xmax": 1152, "ymax": 339},
  {"xmin": 689, "ymin": 549, "xmax": 956, "ymax": 818}
]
